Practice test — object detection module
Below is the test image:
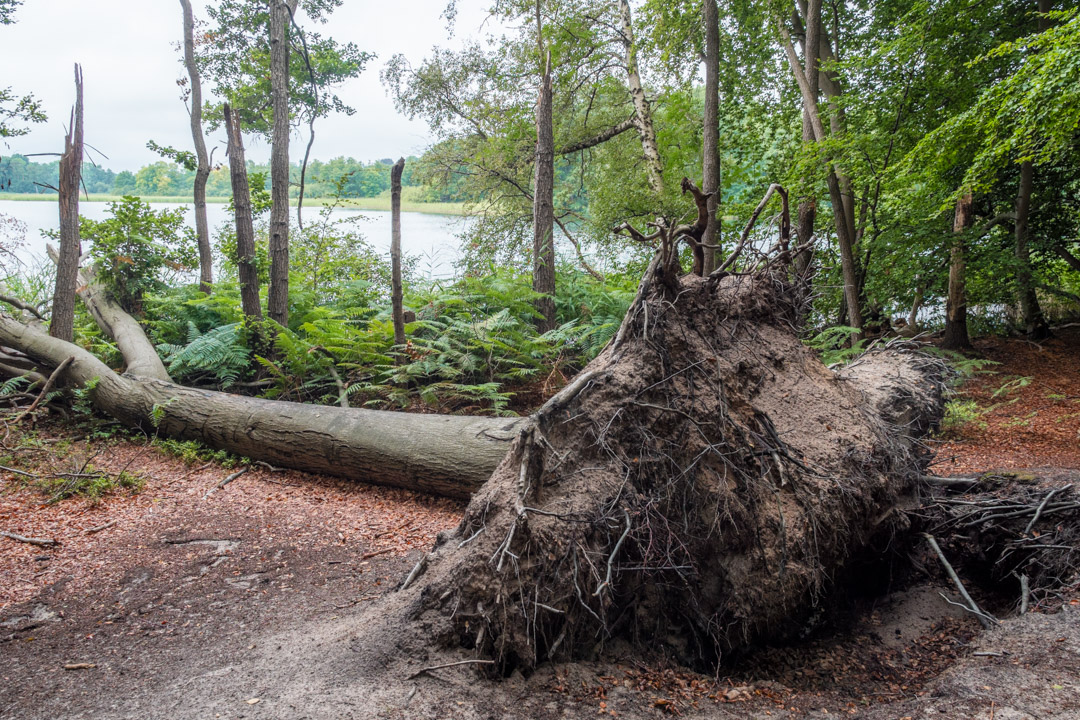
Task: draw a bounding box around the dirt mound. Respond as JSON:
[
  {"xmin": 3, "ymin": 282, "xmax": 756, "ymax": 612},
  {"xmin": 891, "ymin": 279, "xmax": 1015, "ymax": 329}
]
[{"xmin": 388, "ymin": 265, "xmax": 946, "ymax": 672}]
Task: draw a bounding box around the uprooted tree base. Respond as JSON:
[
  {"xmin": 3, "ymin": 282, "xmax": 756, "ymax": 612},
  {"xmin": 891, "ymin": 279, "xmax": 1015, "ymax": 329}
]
[{"xmin": 394, "ymin": 263, "xmax": 948, "ymax": 673}]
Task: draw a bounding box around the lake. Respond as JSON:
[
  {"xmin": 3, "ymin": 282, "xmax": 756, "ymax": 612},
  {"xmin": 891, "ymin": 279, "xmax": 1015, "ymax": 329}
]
[{"xmin": 0, "ymin": 199, "xmax": 467, "ymax": 280}]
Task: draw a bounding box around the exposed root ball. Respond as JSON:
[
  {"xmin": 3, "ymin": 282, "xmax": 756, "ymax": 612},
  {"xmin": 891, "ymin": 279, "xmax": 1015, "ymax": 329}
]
[{"xmin": 400, "ymin": 267, "xmax": 945, "ymax": 673}]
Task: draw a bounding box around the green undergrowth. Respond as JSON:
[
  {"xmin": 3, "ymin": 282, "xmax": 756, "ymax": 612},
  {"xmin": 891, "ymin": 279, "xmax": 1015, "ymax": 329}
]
[{"xmin": 151, "ymin": 438, "xmax": 247, "ymax": 469}]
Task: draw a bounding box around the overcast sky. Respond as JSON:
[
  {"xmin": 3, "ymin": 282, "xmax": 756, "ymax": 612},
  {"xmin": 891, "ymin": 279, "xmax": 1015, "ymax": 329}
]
[{"xmin": 0, "ymin": 0, "xmax": 495, "ymax": 171}]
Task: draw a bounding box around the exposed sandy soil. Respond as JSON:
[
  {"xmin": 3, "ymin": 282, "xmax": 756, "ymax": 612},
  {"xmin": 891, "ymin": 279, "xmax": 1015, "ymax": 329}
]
[{"xmin": 1, "ymin": 329, "xmax": 1078, "ymax": 720}]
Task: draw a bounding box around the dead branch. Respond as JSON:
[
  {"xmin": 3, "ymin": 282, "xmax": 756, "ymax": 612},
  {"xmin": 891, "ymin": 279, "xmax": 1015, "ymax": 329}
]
[
  {"xmin": 1, "ymin": 530, "xmax": 59, "ymax": 547},
  {"xmin": 85, "ymin": 520, "xmax": 116, "ymax": 534},
  {"xmin": 715, "ymin": 184, "xmax": 789, "ymax": 275},
  {"xmin": 15, "ymin": 356, "xmax": 73, "ymax": 422},
  {"xmin": 203, "ymin": 466, "xmax": 250, "ymax": 498},
  {"xmin": 924, "ymin": 533, "xmax": 997, "ymax": 629}
]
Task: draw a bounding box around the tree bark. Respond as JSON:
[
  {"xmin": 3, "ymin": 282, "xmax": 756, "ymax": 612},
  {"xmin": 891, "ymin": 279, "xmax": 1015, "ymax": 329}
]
[
  {"xmin": 179, "ymin": 0, "xmax": 213, "ymax": 295},
  {"xmin": 0, "ymin": 313, "xmax": 523, "ymax": 499},
  {"xmin": 532, "ymin": 45, "xmax": 557, "ymax": 333},
  {"xmin": 390, "ymin": 157, "xmax": 407, "ymax": 348},
  {"xmin": 617, "ymin": 0, "xmax": 664, "ymax": 196},
  {"xmin": 942, "ymin": 193, "xmax": 973, "ymax": 351},
  {"xmin": 50, "ymin": 64, "xmax": 83, "ymax": 344},
  {"xmin": 701, "ymin": 0, "xmax": 720, "ymax": 274},
  {"xmin": 1015, "ymin": 161, "xmax": 1050, "ymax": 339},
  {"xmin": 268, "ymin": 0, "xmax": 291, "ymax": 328},
  {"xmin": 224, "ymin": 104, "xmax": 263, "ymax": 321}
]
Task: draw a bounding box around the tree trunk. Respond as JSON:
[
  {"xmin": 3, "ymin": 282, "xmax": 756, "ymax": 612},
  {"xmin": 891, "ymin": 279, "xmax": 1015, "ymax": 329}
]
[
  {"xmin": 268, "ymin": 0, "xmax": 291, "ymax": 328},
  {"xmin": 1055, "ymin": 245, "xmax": 1080, "ymax": 274},
  {"xmin": 224, "ymin": 104, "xmax": 263, "ymax": 321},
  {"xmin": 390, "ymin": 157, "xmax": 407, "ymax": 348},
  {"xmin": 179, "ymin": 0, "xmax": 213, "ymax": 295},
  {"xmin": 942, "ymin": 193, "xmax": 973, "ymax": 351},
  {"xmin": 532, "ymin": 51, "xmax": 557, "ymax": 333},
  {"xmin": 46, "ymin": 244, "xmax": 171, "ymax": 382},
  {"xmin": 50, "ymin": 65, "xmax": 83, "ymax": 344},
  {"xmin": 1015, "ymin": 161, "xmax": 1051, "ymax": 340},
  {"xmin": 0, "ymin": 313, "xmax": 523, "ymax": 499},
  {"xmin": 780, "ymin": 4, "xmax": 862, "ymax": 338},
  {"xmin": 617, "ymin": 0, "xmax": 664, "ymax": 196},
  {"xmin": 701, "ymin": 0, "xmax": 720, "ymax": 274}
]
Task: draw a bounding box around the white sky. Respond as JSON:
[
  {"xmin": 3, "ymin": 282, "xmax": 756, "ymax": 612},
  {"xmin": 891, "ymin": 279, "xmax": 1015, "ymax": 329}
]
[{"xmin": 0, "ymin": 0, "xmax": 495, "ymax": 171}]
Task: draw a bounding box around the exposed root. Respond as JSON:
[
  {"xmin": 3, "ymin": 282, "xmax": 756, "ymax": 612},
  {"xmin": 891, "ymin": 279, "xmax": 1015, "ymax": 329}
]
[{"xmin": 394, "ymin": 252, "xmax": 946, "ymax": 674}]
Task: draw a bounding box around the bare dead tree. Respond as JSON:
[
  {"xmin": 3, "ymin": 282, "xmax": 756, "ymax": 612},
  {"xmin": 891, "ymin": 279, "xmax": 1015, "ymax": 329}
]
[{"xmin": 49, "ymin": 64, "xmax": 84, "ymax": 344}]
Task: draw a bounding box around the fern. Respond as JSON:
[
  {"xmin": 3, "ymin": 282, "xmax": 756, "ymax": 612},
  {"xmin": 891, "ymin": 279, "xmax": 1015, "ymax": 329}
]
[{"xmin": 157, "ymin": 322, "xmax": 250, "ymax": 387}]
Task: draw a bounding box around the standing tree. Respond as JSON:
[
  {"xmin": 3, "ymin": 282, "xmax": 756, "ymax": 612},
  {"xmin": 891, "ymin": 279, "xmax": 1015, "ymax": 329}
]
[
  {"xmin": 268, "ymin": 0, "xmax": 295, "ymax": 328},
  {"xmin": 532, "ymin": 2, "xmax": 556, "ymax": 333},
  {"xmin": 701, "ymin": 0, "xmax": 720, "ymax": 273},
  {"xmin": 179, "ymin": 0, "xmax": 213, "ymax": 295},
  {"xmin": 224, "ymin": 104, "xmax": 263, "ymax": 322},
  {"xmin": 390, "ymin": 157, "xmax": 406, "ymax": 348},
  {"xmin": 50, "ymin": 65, "xmax": 84, "ymax": 343}
]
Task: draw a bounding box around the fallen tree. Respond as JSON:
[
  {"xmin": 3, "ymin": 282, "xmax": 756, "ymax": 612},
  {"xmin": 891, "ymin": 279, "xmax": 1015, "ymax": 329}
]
[
  {"xmin": 388, "ymin": 249, "xmax": 946, "ymax": 672},
  {"xmin": 0, "ymin": 312, "xmax": 523, "ymax": 499}
]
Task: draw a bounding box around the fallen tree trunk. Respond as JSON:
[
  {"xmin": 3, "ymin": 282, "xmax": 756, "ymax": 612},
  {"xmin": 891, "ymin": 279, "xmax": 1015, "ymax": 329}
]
[
  {"xmin": 46, "ymin": 244, "xmax": 171, "ymax": 382},
  {"xmin": 0, "ymin": 315, "xmax": 523, "ymax": 498},
  {"xmin": 392, "ymin": 260, "xmax": 946, "ymax": 672}
]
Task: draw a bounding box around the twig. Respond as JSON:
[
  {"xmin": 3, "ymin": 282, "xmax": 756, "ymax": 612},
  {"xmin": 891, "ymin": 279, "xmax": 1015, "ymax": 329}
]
[
  {"xmin": 203, "ymin": 466, "xmax": 249, "ymax": 498},
  {"xmin": 360, "ymin": 547, "xmax": 393, "ymax": 561},
  {"xmin": 1024, "ymin": 484, "xmax": 1072, "ymax": 536},
  {"xmin": 407, "ymin": 659, "xmax": 494, "ymax": 679},
  {"xmin": 15, "ymin": 356, "xmax": 74, "ymax": 423},
  {"xmin": 180, "ymin": 461, "xmax": 213, "ymax": 479},
  {"xmin": 0, "ymin": 464, "xmax": 37, "ymax": 478},
  {"xmin": 1019, "ymin": 573, "xmax": 1030, "ymax": 615},
  {"xmin": 925, "ymin": 533, "xmax": 997, "ymax": 629},
  {"xmin": 85, "ymin": 520, "xmax": 116, "ymax": 534},
  {"xmin": 63, "ymin": 663, "xmax": 96, "ymax": 670},
  {"xmin": 1, "ymin": 531, "xmax": 59, "ymax": 547}
]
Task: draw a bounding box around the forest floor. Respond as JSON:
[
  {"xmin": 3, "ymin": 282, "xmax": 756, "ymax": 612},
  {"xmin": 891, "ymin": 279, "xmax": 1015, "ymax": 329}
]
[{"xmin": 1, "ymin": 329, "xmax": 1078, "ymax": 720}]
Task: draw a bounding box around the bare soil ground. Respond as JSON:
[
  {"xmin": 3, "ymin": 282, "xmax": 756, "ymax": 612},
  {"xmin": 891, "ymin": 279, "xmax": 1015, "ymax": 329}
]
[{"xmin": 1, "ymin": 329, "xmax": 1078, "ymax": 720}]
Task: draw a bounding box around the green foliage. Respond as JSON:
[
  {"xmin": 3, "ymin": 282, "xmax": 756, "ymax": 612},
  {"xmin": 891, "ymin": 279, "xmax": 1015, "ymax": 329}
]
[
  {"xmin": 941, "ymin": 399, "xmax": 987, "ymax": 438},
  {"xmin": 34, "ymin": 469, "xmax": 144, "ymax": 505},
  {"xmin": 82, "ymin": 197, "xmax": 197, "ymax": 312},
  {"xmin": 805, "ymin": 326, "xmax": 866, "ymax": 367},
  {"xmin": 157, "ymin": 322, "xmax": 251, "ymax": 388},
  {"xmin": 152, "ymin": 437, "xmax": 245, "ymax": 468}
]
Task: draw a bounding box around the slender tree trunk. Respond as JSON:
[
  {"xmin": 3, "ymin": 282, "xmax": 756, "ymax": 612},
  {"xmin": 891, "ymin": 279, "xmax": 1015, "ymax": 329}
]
[
  {"xmin": 390, "ymin": 157, "xmax": 407, "ymax": 348},
  {"xmin": 268, "ymin": 0, "xmax": 291, "ymax": 328},
  {"xmin": 701, "ymin": 0, "xmax": 720, "ymax": 273},
  {"xmin": 224, "ymin": 104, "xmax": 263, "ymax": 321},
  {"xmin": 50, "ymin": 64, "xmax": 84, "ymax": 344},
  {"xmin": 780, "ymin": 2, "xmax": 862, "ymax": 338},
  {"xmin": 793, "ymin": 0, "xmax": 819, "ymax": 287},
  {"xmin": 179, "ymin": 0, "xmax": 212, "ymax": 295},
  {"xmin": 533, "ymin": 54, "xmax": 557, "ymax": 333},
  {"xmin": 1010, "ymin": 0, "xmax": 1053, "ymax": 341},
  {"xmin": 617, "ymin": 0, "xmax": 663, "ymax": 195},
  {"xmin": 942, "ymin": 193, "xmax": 973, "ymax": 351},
  {"xmin": 1014, "ymin": 161, "xmax": 1050, "ymax": 339}
]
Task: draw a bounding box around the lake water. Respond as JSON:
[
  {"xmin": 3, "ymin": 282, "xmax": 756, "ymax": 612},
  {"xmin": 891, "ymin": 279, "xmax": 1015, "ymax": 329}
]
[{"xmin": 0, "ymin": 199, "xmax": 467, "ymax": 280}]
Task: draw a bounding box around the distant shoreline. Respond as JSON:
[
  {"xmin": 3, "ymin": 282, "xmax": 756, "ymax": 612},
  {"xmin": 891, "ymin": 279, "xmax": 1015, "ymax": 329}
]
[{"xmin": 0, "ymin": 193, "xmax": 466, "ymax": 217}]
